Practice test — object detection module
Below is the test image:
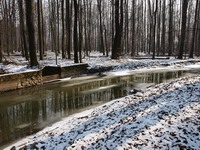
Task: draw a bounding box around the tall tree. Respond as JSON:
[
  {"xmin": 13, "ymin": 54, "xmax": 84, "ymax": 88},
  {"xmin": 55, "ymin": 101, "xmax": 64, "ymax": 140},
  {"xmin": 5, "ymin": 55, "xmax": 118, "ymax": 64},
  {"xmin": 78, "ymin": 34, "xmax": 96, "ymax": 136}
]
[
  {"xmin": 197, "ymin": 0, "xmax": 200, "ymax": 56},
  {"xmin": 73, "ymin": 0, "xmax": 79, "ymax": 63},
  {"xmin": 61, "ymin": 0, "xmax": 65, "ymax": 58},
  {"xmin": 161, "ymin": 0, "xmax": 166, "ymax": 55},
  {"xmin": 152, "ymin": 0, "xmax": 158, "ymax": 59},
  {"xmin": 25, "ymin": 0, "xmax": 38, "ymax": 67},
  {"xmin": 40, "ymin": 0, "xmax": 46, "ymax": 56},
  {"xmin": 56, "ymin": 0, "xmax": 60, "ymax": 54},
  {"xmin": 79, "ymin": 0, "xmax": 83, "ymax": 62},
  {"xmin": 0, "ymin": 25, "xmax": 2, "ymax": 63},
  {"xmin": 66, "ymin": 0, "xmax": 71, "ymax": 59},
  {"xmin": 189, "ymin": 0, "xmax": 199, "ymax": 58},
  {"xmin": 37, "ymin": 0, "xmax": 43, "ymax": 60},
  {"xmin": 125, "ymin": 0, "xmax": 129, "ymax": 54},
  {"xmin": 178, "ymin": 0, "xmax": 189, "ymax": 59},
  {"xmin": 131, "ymin": 0, "xmax": 135, "ymax": 56},
  {"xmin": 147, "ymin": 0, "xmax": 153, "ymax": 55},
  {"xmin": 97, "ymin": 0, "xmax": 105, "ymax": 55},
  {"xmin": 168, "ymin": 0, "xmax": 174, "ymax": 56},
  {"xmin": 0, "ymin": 5, "xmax": 2, "ymax": 63},
  {"xmin": 156, "ymin": 0, "xmax": 161, "ymax": 56},
  {"xmin": 112, "ymin": 0, "xmax": 123, "ymax": 59},
  {"xmin": 18, "ymin": 0, "xmax": 29, "ymax": 60},
  {"xmin": 83, "ymin": 0, "xmax": 88, "ymax": 56}
]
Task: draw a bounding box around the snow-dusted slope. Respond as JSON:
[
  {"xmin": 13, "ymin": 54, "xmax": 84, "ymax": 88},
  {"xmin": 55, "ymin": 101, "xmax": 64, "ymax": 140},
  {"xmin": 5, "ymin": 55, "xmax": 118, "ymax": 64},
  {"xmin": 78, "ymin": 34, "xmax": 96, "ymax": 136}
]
[{"xmin": 7, "ymin": 75, "xmax": 200, "ymax": 150}]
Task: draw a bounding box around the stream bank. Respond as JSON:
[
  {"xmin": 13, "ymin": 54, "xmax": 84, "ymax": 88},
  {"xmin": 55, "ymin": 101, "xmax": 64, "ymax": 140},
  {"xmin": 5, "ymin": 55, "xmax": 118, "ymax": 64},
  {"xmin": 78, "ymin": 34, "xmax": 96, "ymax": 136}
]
[
  {"xmin": 0, "ymin": 63, "xmax": 88, "ymax": 93},
  {"xmin": 0, "ymin": 66, "xmax": 200, "ymax": 148},
  {"xmin": 0, "ymin": 59, "xmax": 200, "ymax": 93},
  {"xmin": 5, "ymin": 75, "xmax": 200, "ymax": 150}
]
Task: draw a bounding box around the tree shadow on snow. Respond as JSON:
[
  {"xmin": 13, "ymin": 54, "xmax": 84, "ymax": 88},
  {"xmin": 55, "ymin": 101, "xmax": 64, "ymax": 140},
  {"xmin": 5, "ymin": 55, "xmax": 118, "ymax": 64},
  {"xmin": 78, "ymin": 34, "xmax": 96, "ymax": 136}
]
[{"xmin": 18, "ymin": 80, "xmax": 200, "ymax": 150}]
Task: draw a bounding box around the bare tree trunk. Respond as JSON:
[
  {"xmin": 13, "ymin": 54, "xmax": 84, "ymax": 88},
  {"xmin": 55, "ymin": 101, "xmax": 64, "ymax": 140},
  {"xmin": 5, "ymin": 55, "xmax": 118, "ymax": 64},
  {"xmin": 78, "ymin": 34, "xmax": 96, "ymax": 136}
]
[
  {"xmin": 11, "ymin": 0, "xmax": 17, "ymax": 54},
  {"xmin": 189, "ymin": 0, "xmax": 199, "ymax": 58},
  {"xmin": 79, "ymin": 0, "xmax": 83, "ymax": 63},
  {"xmin": 66, "ymin": 0, "xmax": 71, "ymax": 59},
  {"xmin": 51, "ymin": 0, "xmax": 58, "ymax": 65},
  {"xmin": 168, "ymin": 0, "xmax": 173, "ymax": 56},
  {"xmin": 112, "ymin": 0, "xmax": 123, "ymax": 59},
  {"xmin": 148, "ymin": 0, "xmax": 153, "ymax": 55},
  {"xmin": 61, "ymin": 0, "xmax": 66, "ymax": 58},
  {"xmin": 0, "ymin": 31, "xmax": 2, "ymax": 63},
  {"xmin": 104, "ymin": 26, "xmax": 109, "ymax": 56},
  {"xmin": 152, "ymin": 0, "xmax": 158, "ymax": 60},
  {"xmin": 18, "ymin": 0, "xmax": 29, "ymax": 60},
  {"xmin": 156, "ymin": 0, "xmax": 161, "ymax": 56},
  {"xmin": 178, "ymin": 0, "xmax": 189, "ymax": 59},
  {"xmin": 131, "ymin": 0, "xmax": 135, "ymax": 56},
  {"xmin": 111, "ymin": 0, "xmax": 114, "ymax": 52},
  {"xmin": 161, "ymin": 0, "xmax": 166, "ymax": 55},
  {"xmin": 40, "ymin": 0, "xmax": 46, "ymax": 55},
  {"xmin": 87, "ymin": 1, "xmax": 92, "ymax": 54},
  {"xmin": 0, "ymin": 9, "xmax": 2, "ymax": 61},
  {"xmin": 83, "ymin": 0, "xmax": 88, "ymax": 56},
  {"xmin": 197, "ymin": 1, "xmax": 200, "ymax": 56},
  {"xmin": 25, "ymin": 0, "xmax": 38, "ymax": 67},
  {"xmin": 74, "ymin": 0, "xmax": 79, "ymax": 63},
  {"xmin": 37, "ymin": 0, "xmax": 43, "ymax": 60},
  {"xmin": 4, "ymin": 0, "xmax": 10, "ymax": 56},
  {"xmin": 57, "ymin": 0, "xmax": 60, "ymax": 54},
  {"xmin": 124, "ymin": 0, "xmax": 129, "ymax": 54},
  {"xmin": 97, "ymin": 0, "xmax": 105, "ymax": 55}
]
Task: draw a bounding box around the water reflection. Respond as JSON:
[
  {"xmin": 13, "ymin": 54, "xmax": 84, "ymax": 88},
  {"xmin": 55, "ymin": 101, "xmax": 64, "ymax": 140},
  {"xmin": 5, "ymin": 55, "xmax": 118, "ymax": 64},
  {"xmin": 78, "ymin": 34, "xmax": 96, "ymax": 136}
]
[{"xmin": 0, "ymin": 69, "xmax": 198, "ymax": 146}]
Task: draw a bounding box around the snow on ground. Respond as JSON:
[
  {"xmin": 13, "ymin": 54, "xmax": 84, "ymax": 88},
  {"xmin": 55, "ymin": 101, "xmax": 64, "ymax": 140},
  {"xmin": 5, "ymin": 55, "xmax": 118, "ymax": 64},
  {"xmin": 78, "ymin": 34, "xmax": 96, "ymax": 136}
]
[
  {"xmin": 0, "ymin": 51, "xmax": 200, "ymax": 73},
  {"xmin": 1, "ymin": 51, "xmax": 200, "ymax": 149},
  {"xmin": 6, "ymin": 75, "xmax": 200, "ymax": 150}
]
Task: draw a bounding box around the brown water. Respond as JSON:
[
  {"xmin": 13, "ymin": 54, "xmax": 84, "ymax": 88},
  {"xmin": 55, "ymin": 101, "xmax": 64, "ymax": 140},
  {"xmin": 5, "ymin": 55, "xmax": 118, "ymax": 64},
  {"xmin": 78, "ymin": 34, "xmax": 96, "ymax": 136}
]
[{"xmin": 0, "ymin": 69, "xmax": 199, "ymax": 147}]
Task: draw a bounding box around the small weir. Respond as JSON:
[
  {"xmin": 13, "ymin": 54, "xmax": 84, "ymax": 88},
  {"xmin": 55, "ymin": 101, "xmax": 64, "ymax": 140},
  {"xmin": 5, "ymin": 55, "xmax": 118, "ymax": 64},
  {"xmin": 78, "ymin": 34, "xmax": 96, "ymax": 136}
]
[{"xmin": 0, "ymin": 68, "xmax": 200, "ymax": 147}]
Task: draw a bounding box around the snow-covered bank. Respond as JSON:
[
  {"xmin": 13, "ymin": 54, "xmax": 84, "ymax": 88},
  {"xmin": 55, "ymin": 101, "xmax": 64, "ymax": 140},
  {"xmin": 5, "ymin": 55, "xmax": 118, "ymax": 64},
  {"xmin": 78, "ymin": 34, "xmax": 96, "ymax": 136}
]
[
  {"xmin": 1, "ymin": 51, "xmax": 200, "ymax": 73},
  {"xmin": 6, "ymin": 75, "xmax": 200, "ymax": 150}
]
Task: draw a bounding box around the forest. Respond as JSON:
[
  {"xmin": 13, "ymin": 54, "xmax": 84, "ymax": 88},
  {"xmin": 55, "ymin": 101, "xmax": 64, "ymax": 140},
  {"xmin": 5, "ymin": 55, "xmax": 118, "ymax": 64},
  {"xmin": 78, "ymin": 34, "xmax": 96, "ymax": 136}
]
[
  {"xmin": 1, "ymin": 0, "xmax": 200, "ymax": 149},
  {"xmin": 0, "ymin": 0, "xmax": 200, "ymax": 67}
]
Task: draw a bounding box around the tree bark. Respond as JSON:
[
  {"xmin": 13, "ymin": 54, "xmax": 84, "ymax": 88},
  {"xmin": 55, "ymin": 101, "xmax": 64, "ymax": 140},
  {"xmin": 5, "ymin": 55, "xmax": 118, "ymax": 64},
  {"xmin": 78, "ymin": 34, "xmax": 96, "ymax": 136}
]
[
  {"xmin": 61, "ymin": 0, "xmax": 65, "ymax": 58},
  {"xmin": 18, "ymin": 0, "xmax": 29, "ymax": 60},
  {"xmin": 25, "ymin": 0, "xmax": 38, "ymax": 67},
  {"xmin": 66, "ymin": 0, "xmax": 71, "ymax": 59},
  {"xmin": 178, "ymin": 0, "xmax": 189, "ymax": 59},
  {"xmin": 73, "ymin": 0, "xmax": 79, "ymax": 63},
  {"xmin": 56, "ymin": 0, "xmax": 60, "ymax": 54},
  {"xmin": 189, "ymin": 0, "xmax": 199, "ymax": 58},
  {"xmin": 152, "ymin": 0, "xmax": 158, "ymax": 59},
  {"xmin": 37, "ymin": 0, "xmax": 43, "ymax": 60},
  {"xmin": 40, "ymin": 0, "xmax": 46, "ymax": 55},
  {"xmin": 97, "ymin": 0, "xmax": 105, "ymax": 55},
  {"xmin": 0, "ymin": 30, "xmax": 2, "ymax": 63},
  {"xmin": 79, "ymin": 0, "xmax": 83, "ymax": 63},
  {"xmin": 156, "ymin": 0, "xmax": 161, "ymax": 56},
  {"xmin": 168, "ymin": 0, "xmax": 173, "ymax": 56},
  {"xmin": 112, "ymin": 0, "xmax": 123, "ymax": 59},
  {"xmin": 161, "ymin": 0, "xmax": 166, "ymax": 55},
  {"xmin": 131, "ymin": 0, "xmax": 135, "ymax": 56}
]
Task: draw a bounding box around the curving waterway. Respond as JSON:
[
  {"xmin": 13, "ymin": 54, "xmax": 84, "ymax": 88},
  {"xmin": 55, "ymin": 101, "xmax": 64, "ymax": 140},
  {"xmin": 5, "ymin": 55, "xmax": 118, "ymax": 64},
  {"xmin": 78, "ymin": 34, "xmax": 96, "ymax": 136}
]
[{"xmin": 0, "ymin": 68, "xmax": 200, "ymax": 147}]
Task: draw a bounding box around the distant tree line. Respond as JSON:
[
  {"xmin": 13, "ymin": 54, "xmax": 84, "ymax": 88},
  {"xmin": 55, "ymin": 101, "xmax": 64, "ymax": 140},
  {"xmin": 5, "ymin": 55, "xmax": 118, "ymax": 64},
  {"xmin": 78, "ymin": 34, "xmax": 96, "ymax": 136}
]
[{"xmin": 0, "ymin": 0, "xmax": 199, "ymax": 66}]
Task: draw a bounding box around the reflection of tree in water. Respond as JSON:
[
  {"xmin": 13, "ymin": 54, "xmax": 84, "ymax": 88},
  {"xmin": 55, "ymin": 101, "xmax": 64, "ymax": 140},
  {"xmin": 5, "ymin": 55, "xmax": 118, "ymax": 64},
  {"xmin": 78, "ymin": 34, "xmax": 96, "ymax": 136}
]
[
  {"xmin": 133, "ymin": 71, "xmax": 185, "ymax": 84},
  {"xmin": 0, "ymin": 102, "xmax": 33, "ymax": 145},
  {"xmin": 0, "ymin": 69, "xmax": 195, "ymax": 146},
  {"xmin": 31, "ymin": 100, "xmax": 39, "ymax": 123}
]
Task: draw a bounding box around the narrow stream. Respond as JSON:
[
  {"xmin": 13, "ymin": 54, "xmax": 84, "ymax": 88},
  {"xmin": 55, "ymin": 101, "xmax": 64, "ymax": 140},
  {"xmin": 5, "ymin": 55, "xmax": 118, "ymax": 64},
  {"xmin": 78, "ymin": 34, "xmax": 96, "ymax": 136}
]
[{"xmin": 0, "ymin": 68, "xmax": 199, "ymax": 147}]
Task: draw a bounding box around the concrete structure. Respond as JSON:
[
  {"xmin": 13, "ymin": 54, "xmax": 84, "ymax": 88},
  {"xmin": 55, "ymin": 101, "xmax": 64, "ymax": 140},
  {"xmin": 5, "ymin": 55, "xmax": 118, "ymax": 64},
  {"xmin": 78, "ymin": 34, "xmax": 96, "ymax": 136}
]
[
  {"xmin": 0, "ymin": 63, "xmax": 89, "ymax": 92},
  {"xmin": 0, "ymin": 70, "xmax": 42, "ymax": 92}
]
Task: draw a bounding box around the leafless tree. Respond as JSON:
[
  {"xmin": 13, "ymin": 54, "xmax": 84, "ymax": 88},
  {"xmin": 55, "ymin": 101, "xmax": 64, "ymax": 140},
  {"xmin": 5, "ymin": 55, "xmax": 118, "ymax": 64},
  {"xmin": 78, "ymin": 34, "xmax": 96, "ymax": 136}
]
[{"xmin": 25, "ymin": 0, "xmax": 38, "ymax": 66}]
